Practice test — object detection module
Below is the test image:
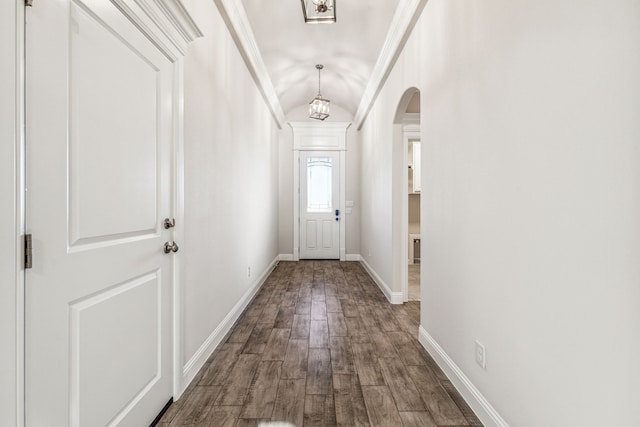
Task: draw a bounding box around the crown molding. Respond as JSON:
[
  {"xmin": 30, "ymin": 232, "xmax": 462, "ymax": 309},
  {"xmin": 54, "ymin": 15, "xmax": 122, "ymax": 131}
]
[
  {"xmin": 118, "ymin": 0, "xmax": 202, "ymax": 58},
  {"xmin": 213, "ymin": 0, "xmax": 286, "ymax": 128},
  {"xmin": 154, "ymin": 0, "xmax": 203, "ymax": 45},
  {"xmin": 353, "ymin": 0, "xmax": 427, "ymax": 130},
  {"xmin": 403, "ymin": 112, "xmax": 420, "ymax": 129}
]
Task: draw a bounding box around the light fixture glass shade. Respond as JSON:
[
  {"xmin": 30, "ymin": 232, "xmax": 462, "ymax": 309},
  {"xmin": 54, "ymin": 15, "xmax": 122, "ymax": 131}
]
[
  {"xmin": 309, "ymin": 96, "xmax": 330, "ymax": 120},
  {"xmin": 300, "ymin": 0, "xmax": 336, "ymax": 24},
  {"xmin": 309, "ymin": 64, "xmax": 330, "ymax": 120}
]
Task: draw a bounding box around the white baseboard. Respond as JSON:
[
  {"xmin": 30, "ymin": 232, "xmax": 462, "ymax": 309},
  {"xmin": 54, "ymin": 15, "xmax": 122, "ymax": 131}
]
[
  {"xmin": 181, "ymin": 256, "xmax": 279, "ymax": 391},
  {"xmin": 418, "ymin": 326, "xmax": 509, "ymax": 427},
  {"xmin": 346, "ymin": 254, "xmax": 361, "ymax": 261},
  {"xmin": 359, "ymin": 257, "xmax": 403, "ymax": 304}
]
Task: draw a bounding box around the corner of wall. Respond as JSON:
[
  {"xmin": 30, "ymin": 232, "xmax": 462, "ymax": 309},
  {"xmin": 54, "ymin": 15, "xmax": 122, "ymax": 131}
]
[
  {"xmin": 359, "ymin": 257, "xmax": 403, "ymax": 304},
  {"xmin": 418, "ymin": 326, "xmax": 509, "ymax": 427}
]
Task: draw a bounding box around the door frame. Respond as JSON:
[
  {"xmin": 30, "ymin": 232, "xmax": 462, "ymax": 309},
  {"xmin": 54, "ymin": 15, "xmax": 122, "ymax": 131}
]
[
  {"xmin": 4, "ymin": 3, "xmax": 27, "ymax": 426},
  {"xmin": 393, "ymin": 89, "xmax": 421, "ymax": 304},
  {"xmin": 10, "ymin": 2, "xmax": 201, "ymax": 423},
  {"xmin": 289, "ymin": 122, "xmax": 351, "ymax": 261},
  {"xmin": 401, "ymin": 121, "xmax": 420, "ymax": 301}
]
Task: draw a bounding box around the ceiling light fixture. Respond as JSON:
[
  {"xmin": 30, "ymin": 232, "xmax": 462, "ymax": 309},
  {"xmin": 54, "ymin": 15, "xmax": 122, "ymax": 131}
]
[
  {"xmin": 300, "ymin": 0, "xmax": 336, "ymax": 24},
  {"xmin": 309, "ymin": 64, "xmax": 330, "ymax": 121}
]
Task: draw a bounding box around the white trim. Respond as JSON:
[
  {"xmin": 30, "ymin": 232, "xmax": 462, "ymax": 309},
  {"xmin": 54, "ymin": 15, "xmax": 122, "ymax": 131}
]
[
  {"xmin": 359, "ymin": 258, "xmax": 403, "ymax": 304},
  {"xmin": 15, "ymin": 4, "xmax": 26, "ymax": 426},
  {"xmin": 278, "ymin": 254, "xmax": 294, "ymax": 261},
  {"xmin": 180, "ymin": 256, "xmax": 279, "ymax": 390},
  {"xmin": 418, "ymin": 327, "xmax": 510, "ymax": 427},
  {"xmin": 400, "ymin": 127, "xmax": 409, "ymax": 302},
  {"xmin": 289, "ymin": 122, "xmax": 351, "ymax": 151},
  {"xmin": 403, "ymin": 112, "xmax": 420, "ymax": 128},
  {"xmin": 346, "ymin": 254, "xmax": 361, "ymax": 261},
  {"xmin": 402, "ymin": 126, "xmax": 420, "ymax": 302},
  {"xmin": 353, "ymin": 0, "xmax": 427, "ymax": 129},
  {"xmin": 154, "ymin": 0, "xmax": 203, "ymax": 44},
  {"xmin": 171, "ymin": 58, "xmax": 186, "ymax": 399},
  {"xmin": 213, "ymin": 0, "xmax": 286, "ymax": 128},
  {"xmin": 292, "ymin": 149, "xmax": 300, "ymax": 262},
  {"xmin": 339, "ymin": 149, "xmax": 346, "ymax": 262},
  {"xmin": 110, "ymin": 0, "xmax": 182, "ymax": 62},
  {"xmin": 130, "ymin": 0, "xmax": 202, "ymax": 56}
]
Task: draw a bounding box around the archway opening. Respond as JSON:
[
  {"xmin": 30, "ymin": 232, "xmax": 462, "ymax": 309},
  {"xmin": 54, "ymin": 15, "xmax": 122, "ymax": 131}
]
[{"xmin": 392, "ymin": 88, "xmax": 421, "ymax": 304}]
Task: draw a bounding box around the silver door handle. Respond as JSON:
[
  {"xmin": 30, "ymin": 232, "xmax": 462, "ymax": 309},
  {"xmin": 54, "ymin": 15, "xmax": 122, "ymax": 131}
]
[{"xmin": 163, "ymin": 241, "xmax": 179, "ymax": 254}]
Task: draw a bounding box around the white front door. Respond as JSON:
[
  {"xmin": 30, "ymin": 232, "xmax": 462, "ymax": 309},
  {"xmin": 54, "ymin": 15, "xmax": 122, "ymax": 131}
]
[
  {"xmin": 300, "ymin": 151, "xmax": 340, "ymax": 259},
  {"xmin": 25, "ymin": 1, "xmax": 175, "ymax": 425}
]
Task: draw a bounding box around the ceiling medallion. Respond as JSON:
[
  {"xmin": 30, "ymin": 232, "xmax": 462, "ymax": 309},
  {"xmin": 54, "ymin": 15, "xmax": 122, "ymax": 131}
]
[{"xmin": 301, "ymin": 0, "xmax": 336, "ymax": 24}]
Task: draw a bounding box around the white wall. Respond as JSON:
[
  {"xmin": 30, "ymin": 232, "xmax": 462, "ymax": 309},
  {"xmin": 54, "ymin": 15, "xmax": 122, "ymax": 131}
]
[
  {"xmin": 361, "ymin": 88, "xmax": 415, "ymax": 291},
  {"xmin": 180, "ymin": 0, "xmax": 280, "ymax": 387},
  {"xmin": 278, "ymin": 104, "xmax": 360, "ymax": 258},
  {"xmin": 360, "ymin": 0, "xmax": 640, "ymax": 425},
  {"xmin": 0, "ymin": 2, "xmax": 19, "ymax": 425}
]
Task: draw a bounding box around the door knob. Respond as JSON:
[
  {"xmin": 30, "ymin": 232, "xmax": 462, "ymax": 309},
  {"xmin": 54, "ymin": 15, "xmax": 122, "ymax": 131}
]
[{"xmin": 163, "ymin": 241, "xmax": 179, "ymax": 254}]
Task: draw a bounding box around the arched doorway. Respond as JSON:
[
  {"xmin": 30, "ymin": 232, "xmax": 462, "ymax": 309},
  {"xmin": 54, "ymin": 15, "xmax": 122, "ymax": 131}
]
[{"xmin": 392, "ymin": 88, "xmax": 421, "ymax": 303}]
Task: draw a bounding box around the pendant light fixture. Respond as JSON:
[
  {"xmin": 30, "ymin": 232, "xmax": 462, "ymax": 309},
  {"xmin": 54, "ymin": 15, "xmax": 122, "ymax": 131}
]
[
  {"xmin": 301, "ymin": 0, "xmax": 336, "ymax": 24},
  {"xmin": 309, "ymin": 64, "xmax": 330, "ymax": 120}
]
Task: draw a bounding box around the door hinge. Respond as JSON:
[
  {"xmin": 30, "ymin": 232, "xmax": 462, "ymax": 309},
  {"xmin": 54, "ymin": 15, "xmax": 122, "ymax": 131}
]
[
  {"xmin": 25, "ymin": 0, "xmax": 33, "ymax": 7},
  {"xmin": 24, "ymin": 234, "xmax": 33, "ymax": 269}
]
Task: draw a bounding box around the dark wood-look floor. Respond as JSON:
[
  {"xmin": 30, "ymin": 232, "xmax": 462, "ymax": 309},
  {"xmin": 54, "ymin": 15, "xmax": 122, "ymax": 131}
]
[{"xmin": 158, "ymin": 261, "xmax": 483, "ymax": 427}]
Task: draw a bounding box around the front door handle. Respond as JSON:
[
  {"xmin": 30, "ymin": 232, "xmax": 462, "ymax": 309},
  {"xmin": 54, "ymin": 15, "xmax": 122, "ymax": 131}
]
[{"xmin": 163, "ymin": 241, "xmax": 179, "ymax": 254}]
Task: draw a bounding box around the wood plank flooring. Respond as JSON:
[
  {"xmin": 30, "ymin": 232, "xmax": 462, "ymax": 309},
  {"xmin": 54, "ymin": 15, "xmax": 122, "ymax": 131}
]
[{"xmin": 158, "ymin": 261, "xmax": 483, "ymax": 427}]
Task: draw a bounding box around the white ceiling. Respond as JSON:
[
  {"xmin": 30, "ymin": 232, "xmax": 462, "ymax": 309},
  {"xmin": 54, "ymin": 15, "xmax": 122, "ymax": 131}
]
[{"xmin": 241, "ymin": 0, "xmax": 400, "ymax": 117}]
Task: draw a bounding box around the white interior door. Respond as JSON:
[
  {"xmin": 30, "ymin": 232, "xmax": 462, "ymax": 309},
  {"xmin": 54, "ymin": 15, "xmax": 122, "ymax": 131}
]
[
  {"xmin": 25, "ymin": 1, "xmax": 175, "ymax": 425},
  {"xmin": 300, "ymin": 151, "xmax": 340, "ymax": 259}
]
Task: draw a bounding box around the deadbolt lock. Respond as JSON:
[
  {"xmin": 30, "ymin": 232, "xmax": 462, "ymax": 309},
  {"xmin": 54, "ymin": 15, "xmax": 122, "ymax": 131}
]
[{"xmin": 163, "ymin": 218, "xmax": 176, "ymax": 229}]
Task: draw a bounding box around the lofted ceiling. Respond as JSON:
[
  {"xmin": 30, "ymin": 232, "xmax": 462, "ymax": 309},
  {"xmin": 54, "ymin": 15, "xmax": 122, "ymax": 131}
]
[{"xmin": 240, "ymin": 0, "xmax": 400, "ymax": 118}]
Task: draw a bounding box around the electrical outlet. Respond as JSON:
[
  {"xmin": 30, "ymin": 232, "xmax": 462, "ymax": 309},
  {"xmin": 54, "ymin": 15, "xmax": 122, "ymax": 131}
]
[
  {"xmin": 247, "ymin": 266, "xmax": 251, "ymax": 278},
  {"xmin": 475, "ymin": 340, "xmax": 486, "ymax": 369}
]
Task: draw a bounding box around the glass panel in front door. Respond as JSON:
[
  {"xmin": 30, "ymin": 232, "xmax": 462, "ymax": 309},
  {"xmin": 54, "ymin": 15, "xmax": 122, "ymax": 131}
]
[{"xmin": 307, "ymin": 157, "xmax": 333, "ymax": 213}]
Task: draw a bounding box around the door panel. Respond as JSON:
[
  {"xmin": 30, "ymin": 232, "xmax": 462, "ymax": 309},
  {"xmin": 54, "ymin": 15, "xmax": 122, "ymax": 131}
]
[
  {"xmin": 26, "ymin": 1, "xmax": 174, "ymax": 426},
  {"xmin": 70, "ymin": 272, "xmax": 161, "ymax": 427},
  {"xmin": 322, "ymin": 220, "xmax": 333, "ymax": 248},
  {"xmin": 306, "ymin": 221, "xmax": 317, "ymax": 248},
  {"xmin": 300, "ymin": 151, "xmax": 340, "ymax": 259},
  {"xmin": 69, "ymin": 2, "xmax": 160, "ymax": 245}
]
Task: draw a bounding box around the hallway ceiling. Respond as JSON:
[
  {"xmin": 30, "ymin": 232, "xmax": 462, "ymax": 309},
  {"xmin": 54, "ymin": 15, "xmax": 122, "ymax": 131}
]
[{"xmin": 240, "ymin": 0, "xmax": 400, "ymax": 117}]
